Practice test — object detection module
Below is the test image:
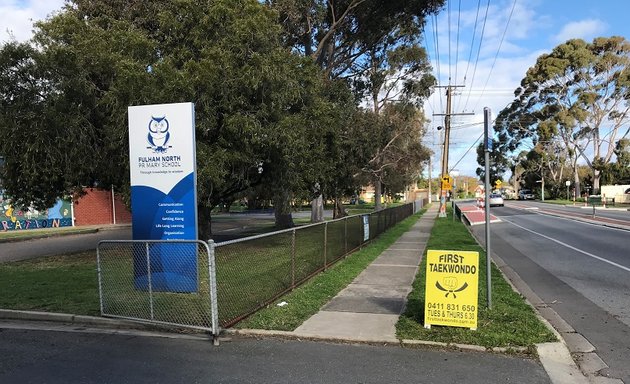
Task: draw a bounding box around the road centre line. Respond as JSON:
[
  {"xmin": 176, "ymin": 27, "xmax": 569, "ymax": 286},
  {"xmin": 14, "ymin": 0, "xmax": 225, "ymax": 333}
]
[{"xmin": 502, "ymin": 219, "xmax": 630, "ymax": 273}]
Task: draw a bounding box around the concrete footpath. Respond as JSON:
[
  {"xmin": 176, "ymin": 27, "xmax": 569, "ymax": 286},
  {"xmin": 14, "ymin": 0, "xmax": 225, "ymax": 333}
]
[
  {"xmin": 291, "ymin": 205, "xmax": 436, "ymax": 343},
  {"xmin": 235, "ymin": 204, "xmax": 592, "ymax": 384}
]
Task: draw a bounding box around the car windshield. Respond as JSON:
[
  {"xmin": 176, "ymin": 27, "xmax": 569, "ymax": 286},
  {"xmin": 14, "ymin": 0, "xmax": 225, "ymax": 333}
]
[{"xmin": 490, "ymin": 194, "xmax": 502, "ymax": 198}]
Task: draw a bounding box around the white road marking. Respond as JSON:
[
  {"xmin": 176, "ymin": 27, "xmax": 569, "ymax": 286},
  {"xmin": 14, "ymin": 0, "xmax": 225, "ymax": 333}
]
[{"xmin": 502, "ymin": 219, "xmax": 630, "ymax": 273}]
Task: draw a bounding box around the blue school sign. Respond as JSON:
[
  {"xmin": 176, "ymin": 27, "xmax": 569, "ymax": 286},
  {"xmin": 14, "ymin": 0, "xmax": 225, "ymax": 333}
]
[{"xmin": 128, "ymin": 102, "xmax": 198, "ymax": 292}]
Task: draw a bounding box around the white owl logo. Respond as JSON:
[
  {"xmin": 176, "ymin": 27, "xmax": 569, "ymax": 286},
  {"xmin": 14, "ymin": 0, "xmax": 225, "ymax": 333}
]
[{"xmin": 147, "ymin": 116, "xmax": 171, "ymax": 153}]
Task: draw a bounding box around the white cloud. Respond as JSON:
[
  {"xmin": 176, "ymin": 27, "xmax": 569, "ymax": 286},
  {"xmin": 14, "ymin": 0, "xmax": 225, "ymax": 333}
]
[
  {"xmin": 552, "ymin": 19, "xmax": 608, "ymax": 44},
  {"xmin": 425, "ymin": 48, "xmax": 548, "ymax": 178},
  {"xmin": 0, "ymin": 0, "xmax": 65, "ymax": 43}
]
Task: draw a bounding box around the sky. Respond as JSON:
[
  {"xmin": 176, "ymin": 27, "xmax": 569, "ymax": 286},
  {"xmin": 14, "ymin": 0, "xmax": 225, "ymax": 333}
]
[
  {"xmin": 2, "ymin": 0, "xmax": 630, "ymax": 181},
  {"xmin": 423, "ymin": 0, "xmax": 630, "ymax": 180}
]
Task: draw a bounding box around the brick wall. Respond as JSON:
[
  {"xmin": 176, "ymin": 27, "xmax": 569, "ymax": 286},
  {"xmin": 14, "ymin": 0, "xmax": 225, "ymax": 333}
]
[
  {"xmin": 73, "ymin": 188, "xmax": 131, "ymax": 226},
  {"xmin": 113, "ymin": 195, "xmax": 132, "ymax": 223}
]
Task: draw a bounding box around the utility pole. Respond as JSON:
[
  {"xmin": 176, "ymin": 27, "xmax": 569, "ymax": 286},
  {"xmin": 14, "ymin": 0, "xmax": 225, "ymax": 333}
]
[
  {"xmin": 433, "ymin": 85, "xmax": 474, "ymax": 217},
  {"xmin": 428, "ymin": 156, "xmax": 432, "ymax": 203}
]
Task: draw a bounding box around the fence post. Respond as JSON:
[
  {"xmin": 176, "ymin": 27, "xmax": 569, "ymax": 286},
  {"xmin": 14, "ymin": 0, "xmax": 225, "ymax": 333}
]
[
  {"xmin": 291, "ymin": 229, "xmax": 296, "ymax": 289},
  {"xmin": 324, "ymin": 222, "xmax": 328, "ymax": 270},
  {"xmin": 146, "ymin": 242, "xmax": 154, "ymax": 321},
  {"xmin": 207, "ymin": 240, "xmax": 220, "ymax": 345},
  {"xmin": 344, "ymin": 217, "xmax": 348, "ymax": 257},
  {"xmin": 96, "ymin": 242, "xmax": 104, "ymax": 316}
]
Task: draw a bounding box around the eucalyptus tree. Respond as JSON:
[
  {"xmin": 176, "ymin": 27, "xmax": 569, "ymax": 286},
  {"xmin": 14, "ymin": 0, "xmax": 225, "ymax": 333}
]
[
  {"xmin": 266, "ymin": 0, "xmax": 444, "ymax": 216},
  {"xmin": 601, "ymin": 138, "xmax": 630, "ymax": 185},
  {"xmin": 0, "ymin": 17, "xmax": 155, "ymax": 210},
  {"xmin": 0, "ymin": 0, "xmax": 332, "ymax": 236},
  {"xmin": 362, "ymin": 103, "xmax": 430, "ymax": 210},
  {"xmin": 475, "ymin": 139, "xmax": 509, "ymax": 186},
  {"xmin": 267, "ymin": 0, "xmax": 444, "ymax": 79},
  {"xmin": 495, "ymin": 36, "xmax": 630, "ymax": 195}
]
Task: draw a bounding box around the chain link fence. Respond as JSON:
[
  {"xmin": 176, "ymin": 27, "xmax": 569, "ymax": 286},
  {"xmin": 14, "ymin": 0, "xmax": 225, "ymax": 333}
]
[
  {"xmin": 214, "ymin": 201, "xmax": 424, "ymax": 327},
  {"xmin": 96, "ymin": 201, "xmax": 427, "ymax": 332},
  {"xmin": 96, "ymin": 240, "xmax": 219, "ymax": 336}
]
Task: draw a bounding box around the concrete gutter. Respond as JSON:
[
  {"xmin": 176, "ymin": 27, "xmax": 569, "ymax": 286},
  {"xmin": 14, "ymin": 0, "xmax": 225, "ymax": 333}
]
[{"xmin": 0, "ymin": 309, "xmax": 177, "ymax": 332}]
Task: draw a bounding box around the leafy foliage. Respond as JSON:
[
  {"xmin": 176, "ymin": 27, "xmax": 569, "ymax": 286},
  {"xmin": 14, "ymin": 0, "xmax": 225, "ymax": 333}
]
[
  {"xmin": 0, "ymin": 0, "xmax": 441, "ymax": 234},
  {"xmin": 495, "ymin": 36, "xmax": 630, "ymax": 194}
]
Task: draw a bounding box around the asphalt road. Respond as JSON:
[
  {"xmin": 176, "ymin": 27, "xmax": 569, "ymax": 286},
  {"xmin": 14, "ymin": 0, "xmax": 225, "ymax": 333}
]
[
  {"xmin": 0, "ymin": 228, "xmax": 132, "ymax": 262},
  {"xmin": 513, "ymin": 200, "xmax": 630, "ymax": 224},
  {"xmin": 470, "ymin": 201, "xmax": 630, "ymax": 383},
  {"xmin": 0, "ymin": 324, "xmax": 550, "ymax": 384},
  {"xmin": 1, "ymin": 211, "xmax": 335, "ymax": 262}
]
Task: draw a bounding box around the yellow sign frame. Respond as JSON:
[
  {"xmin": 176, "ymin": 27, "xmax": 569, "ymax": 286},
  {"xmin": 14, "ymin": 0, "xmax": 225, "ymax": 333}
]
[
  {"xmin": 441, "ymin": 175, "xmax": 452, "ymax": 191},
  {"xmin": 424, "ymin": 250, "xmax": 479, "ymax": 330}
]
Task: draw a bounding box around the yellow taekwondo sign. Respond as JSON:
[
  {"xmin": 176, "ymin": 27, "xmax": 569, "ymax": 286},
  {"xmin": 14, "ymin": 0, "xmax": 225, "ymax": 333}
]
[{"xmin": 424, "ymin": 250, "xmax": 479, "ymax": 329}]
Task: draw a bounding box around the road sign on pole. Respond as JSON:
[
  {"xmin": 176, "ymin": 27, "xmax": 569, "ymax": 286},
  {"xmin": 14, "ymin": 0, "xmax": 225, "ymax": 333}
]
[
  {"xmin": 483, "ymin": 107, "xmax": 492, "ymax": 309},
  {"xmin": 441, "ymin": 175, "xmax": 453, "ymax": 191}
]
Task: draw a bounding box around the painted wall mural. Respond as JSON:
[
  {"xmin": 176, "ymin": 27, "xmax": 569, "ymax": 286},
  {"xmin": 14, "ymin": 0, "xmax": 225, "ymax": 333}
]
[{"xmin": 0, "ymin": 193, "xmax": 73, "ymax": 231}]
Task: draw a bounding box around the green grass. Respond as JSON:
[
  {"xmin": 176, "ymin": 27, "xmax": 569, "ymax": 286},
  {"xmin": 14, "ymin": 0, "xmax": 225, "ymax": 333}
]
[
  {"xmin": 345, "ymin": 208, "xmax": 374, "ymax": 215},
  {"xmin": 0, "ymin": 252, "xmax": 100, "ymax": 315},
  {"xmin": 541, "ymin": 199, "xmax": 578, "ymax": 205},
  {"xmin": 0, "ymin": 204, "xmax": 556, "ymax": 349},
  {"xmin": 235, "ymin": 211, "xmax": 425, "ymax": 330},
  {"xmin": 395, "ymin": 209, "xmax": 556, "ymax": 349}
]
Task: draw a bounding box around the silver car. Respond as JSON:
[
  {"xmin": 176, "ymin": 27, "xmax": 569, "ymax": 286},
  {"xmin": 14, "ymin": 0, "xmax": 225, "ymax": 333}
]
[
  {"xmin": 489, "ymin": 193, "xmax": 504, "ymax": 207},
  {"xmin": 518, "ymin": 189, "xmax": 535, "ymax": 200}
]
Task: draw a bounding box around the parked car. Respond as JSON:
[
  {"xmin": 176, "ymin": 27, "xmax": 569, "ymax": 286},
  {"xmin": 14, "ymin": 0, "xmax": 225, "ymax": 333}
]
[
  {"xmin": 518, "ymin": 189, "xmax": 535, "ymax": 200},
  {"xmin": 488, "ymin": 193, "xmax": 504, "ymax": 207}
]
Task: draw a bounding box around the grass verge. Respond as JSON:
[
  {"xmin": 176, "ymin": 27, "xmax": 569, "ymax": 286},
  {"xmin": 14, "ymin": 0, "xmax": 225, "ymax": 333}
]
[
  {"xmin": 0, "ymin": 252, "xmax": 100, "ymax": 316},
  {"xmin": 539, "ymin": 199, "xmax": 576, "ymax": 205},
  {"xmin": 395, "ymin": 209, "xmax": 556, "ymax": 349},
  {"xmin": 234, "ymin": 211, "xmax": 425, "ymax": 330}
]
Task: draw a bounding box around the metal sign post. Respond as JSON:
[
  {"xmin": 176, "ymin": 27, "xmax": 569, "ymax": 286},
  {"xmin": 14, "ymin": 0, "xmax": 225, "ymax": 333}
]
[{"xmin": 483, "ymin": 107, "xmax": 492, "ymax": 309}]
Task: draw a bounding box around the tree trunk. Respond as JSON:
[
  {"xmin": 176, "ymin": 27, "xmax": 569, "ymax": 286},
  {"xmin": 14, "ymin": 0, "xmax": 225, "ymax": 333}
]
[
  {"xmin": 593, "ymin": 169, "xmax": 601, "ymax": 195},
  {"xmin": 198, "ymin": 205, "xmax": 212, "ymax": 241},
  {"xmin": 273, "ymin": 190, "xmax": 294, "ymax": 229},
  {"xmin": 310, "ymin": 194, "xmax": 324, "ymax": 223},
  {"xmin": 374, "ymin": 180, "xmax": 383, "ymax": 211},
  {"xmin": 332, "ymin": 197, "xmax": 347, "ymax": 219},
  {"xmin": 573, "ymin": 166, "xmax": 581, "ymax": 199},
  {"xmin": 220, "ymin": 199, "xmax": 233, "ymax": 213}
]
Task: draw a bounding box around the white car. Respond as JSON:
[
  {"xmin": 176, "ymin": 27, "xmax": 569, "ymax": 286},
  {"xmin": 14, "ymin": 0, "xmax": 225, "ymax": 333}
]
[{"xmin": 488, "ymin": 193, "xmax": 504, "ymax": 207}]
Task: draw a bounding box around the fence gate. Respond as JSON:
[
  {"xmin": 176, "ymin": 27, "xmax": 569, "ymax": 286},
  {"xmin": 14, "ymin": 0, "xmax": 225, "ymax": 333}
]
[{"xmin": 96, "ymin": 240, "xmax": 219, "ymax": 340}]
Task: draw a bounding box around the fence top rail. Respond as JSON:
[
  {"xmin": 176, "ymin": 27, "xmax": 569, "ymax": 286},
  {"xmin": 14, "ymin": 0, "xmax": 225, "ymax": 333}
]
[
  {"xmin": 97, "ymin": 239, "xmax": 210, "ymax": 247},
  {"xmin": 214, "ymin": 202, "xmax": 414, "ymax": 248}
]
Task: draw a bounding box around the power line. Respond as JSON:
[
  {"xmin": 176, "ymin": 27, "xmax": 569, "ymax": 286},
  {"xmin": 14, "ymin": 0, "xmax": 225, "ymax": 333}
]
[
  {"xmin": 448, "ymin": 0, "xmax": 452, "ymax": 84},
  {"xmin": 461, "ymin": 0, "xmax": 491, "ymax": 113},
  {"xmin": 454, "ymin": 0, "xmax": 462, "ymax": 86},
  {"xmin": 472, "ymin": 0, "xmax": 518, "ymax": 112},
  {"xmin": 456, "ymin": 0, "xmax": 482, "ymax": 113},
  {"xmin": 429, "ymin": 15, "xmax": 444, "ymax": 114},
  {"xmin": 421, "ymin": 23, "xmax": 440, "ymax": 126},
  {"xmin": 450, "ymin": 132, "xmax": 484, "ymax": 173}
]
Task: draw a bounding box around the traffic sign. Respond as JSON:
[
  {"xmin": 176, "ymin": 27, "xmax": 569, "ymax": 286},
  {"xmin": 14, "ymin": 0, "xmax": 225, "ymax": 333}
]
[
  {"xmin": 441, "ymin": 175, "xmax": 452, "ymax": 190},
  {"xmin": 495, "ymin": 180, "xmax": 502, "ymax": 187}
]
